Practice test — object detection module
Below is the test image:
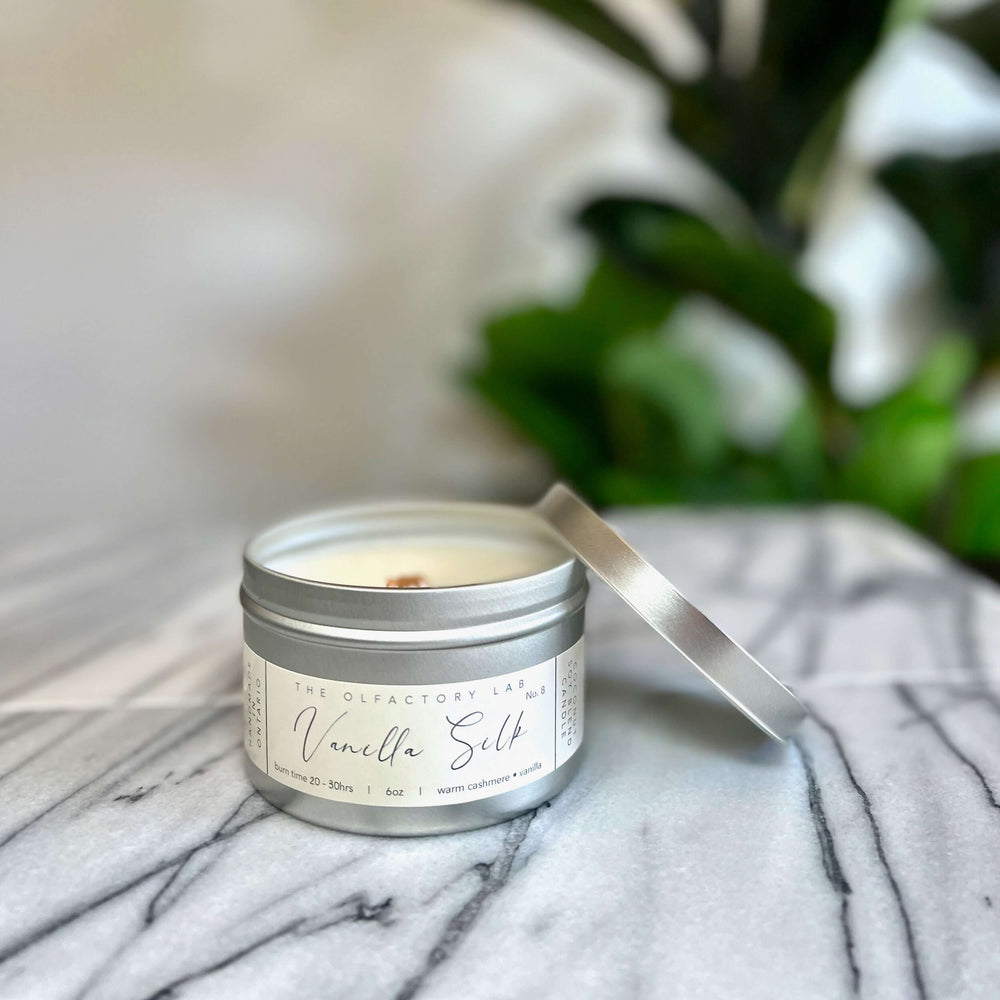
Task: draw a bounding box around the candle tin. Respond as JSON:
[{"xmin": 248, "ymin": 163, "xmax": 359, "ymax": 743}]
[
  {"xmin": 241, "ymin": 501, "xmax": 587, "ymax": 836},
  {"xmin": 242, "ymin": 484, "xmax": 807, "ymax": 837}
]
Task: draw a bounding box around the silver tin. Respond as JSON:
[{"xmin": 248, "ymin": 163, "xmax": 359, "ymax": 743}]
[{"xmin": 241, "ymin": 501, "xmax": 587, "ymax": 836}]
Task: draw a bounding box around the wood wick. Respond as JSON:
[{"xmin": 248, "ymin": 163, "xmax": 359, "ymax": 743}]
[{"xmin": 386, "ymin": 574, "xmax": 430, "ymax": 588}]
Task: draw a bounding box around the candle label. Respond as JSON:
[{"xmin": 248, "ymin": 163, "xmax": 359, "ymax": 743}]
[{"xmin": 243, "ymin": 638, "xmax": 583, "ymax": 807}]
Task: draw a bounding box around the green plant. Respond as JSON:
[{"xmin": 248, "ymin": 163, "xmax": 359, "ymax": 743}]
[{"xmin": 468, "ymin": 0, "xmax": 1000, "ymax": 558}]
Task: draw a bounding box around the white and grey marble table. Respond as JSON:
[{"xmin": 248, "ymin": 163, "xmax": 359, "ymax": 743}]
[{"xmin": 1, "ymin": 508, "xmax": 998, "ymax": 1000}]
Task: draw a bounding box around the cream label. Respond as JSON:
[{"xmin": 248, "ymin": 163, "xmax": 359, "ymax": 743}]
[{"xmin": 243, "ymin": 638, "xmax": 583, "ymax": 807}]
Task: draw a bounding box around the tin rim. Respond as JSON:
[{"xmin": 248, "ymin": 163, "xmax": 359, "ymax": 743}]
[{"xmin": 242, "ymin": 500, "xmax": 586, "ymax": 637}]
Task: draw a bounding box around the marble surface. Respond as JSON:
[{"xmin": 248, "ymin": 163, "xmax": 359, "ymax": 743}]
[{"xmin": 1, "ymin": 507, "xmax": 999, "ymax": 1000}]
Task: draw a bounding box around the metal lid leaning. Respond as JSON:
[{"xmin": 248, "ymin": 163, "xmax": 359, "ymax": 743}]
[{"xmin": 534, "ymin": 482, "xmax": 807, "ymax": 742}]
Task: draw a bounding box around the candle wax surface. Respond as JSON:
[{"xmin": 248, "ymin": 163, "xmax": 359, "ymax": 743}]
[{"xmin": 269, "ymin": 536, "xmax": 571, "ymax": 588}]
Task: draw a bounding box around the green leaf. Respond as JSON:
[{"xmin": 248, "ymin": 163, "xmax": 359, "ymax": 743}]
[
  {"xmin": 576, "ymin": 254, "xmax": 680, "ymax": 336},
  {"xmin": 945, "ymin": 452, "xmax": 1000, "ymax": 557},
  {"xmin": 879, "ymin": 152, "xmax": 1000, "ymax": 353},
  {"xmin": 468, "ymin": 254, "xmax": 682, "ymax": 496},
  {"xmin": 780, "ymin": 98, "xmax": 849, "ymax": 229},
  {"xmin": 590, "ymin": 460, "xmax": 791, "ymax": 506},
  {"xmin": 841, "ymin": 400, "xmax": 956, "ymax": 524},
  {"xmin": 774, "ymin": 395, "xmax": 829, "ymax": 498},
  {"xmin": 837, "ymin": 339, "xmax": 972, "ymax": 524},
  {"xmin": 711, "ymin": 454, "xmax": 798, "ymax": 502},
  {"xmin": 579, "ymin": 197, "xmax": 836, "ymax": 382},
  {"xmin": 602, "ymin": 334, "xmax": 728, "ymax": 472},
  {"xmin": 906, "ymin": 334, "xmax": 976, "ymax": 404},
  {"xmin": 481, "ymin": 255, "xmax": 678, "ymax": 380},
  {"xmin": 938, "ymin": 2, "xmax": 1000, "ymax": 75},
  {"xmin": 468, "ymin": 369, "xmax": 606, "ymax": 481},
  {"xmin": 483, "ymin": 308, "xmax": 600, "ymax": 380},
  {"xmin": 589, "ymin": 468, "xmax": 683, "ymax": 506}
]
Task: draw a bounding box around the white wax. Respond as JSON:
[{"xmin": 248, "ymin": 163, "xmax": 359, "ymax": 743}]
[{"xmin": 269, "ymin": 535, "xmax": 569, "ymax": 588}]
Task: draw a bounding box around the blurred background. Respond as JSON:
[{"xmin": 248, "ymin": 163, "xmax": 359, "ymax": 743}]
[{"xmin": 3, "ymin": 0, "xmax": 1000, "ymax": 566}]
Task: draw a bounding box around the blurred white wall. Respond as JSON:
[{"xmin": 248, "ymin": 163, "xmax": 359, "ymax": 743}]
[
  {"xmin": 3, "ymin": 0, "xmax": 999, "ymax": 534},
  {"xmin": 1, "ymin": 0, "xmax": 671, "ymax": 532}
]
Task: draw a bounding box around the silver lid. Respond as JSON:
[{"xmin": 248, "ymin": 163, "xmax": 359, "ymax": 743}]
[{"xmin": 534, "ymin": 483, "xmax": 806, "ymax": 741}]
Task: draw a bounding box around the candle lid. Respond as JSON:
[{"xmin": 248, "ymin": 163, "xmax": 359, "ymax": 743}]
[{"xmin": 534, "ymin": 483, "xmax": 806, "ymax": 742}]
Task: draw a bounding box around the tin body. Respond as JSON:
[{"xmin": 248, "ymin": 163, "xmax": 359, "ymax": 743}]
[{"xmin": 241, "ymin": 501, "xmax": 587, "ymax": 836}]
